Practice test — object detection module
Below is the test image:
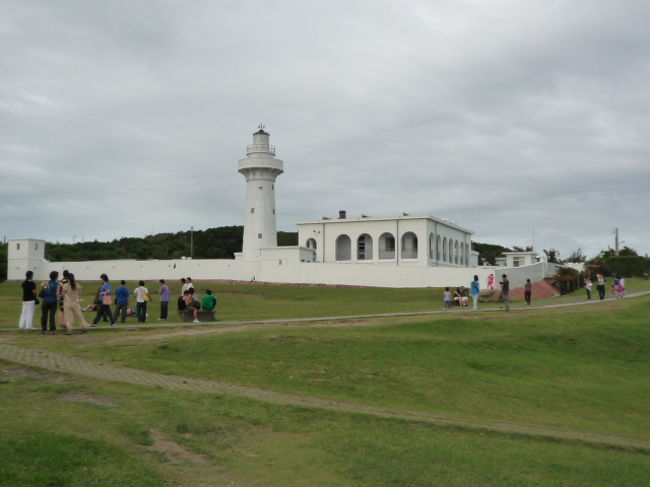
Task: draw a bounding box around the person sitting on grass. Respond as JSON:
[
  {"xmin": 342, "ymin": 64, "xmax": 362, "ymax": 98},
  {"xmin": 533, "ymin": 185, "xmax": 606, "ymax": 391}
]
[
  {"xmin": 182, "ymin": 290, "xmax": 200, "ymax": 323},
  {"xmin": 202, "ymin": 290, "xmax": 217, "ymax": 311}
]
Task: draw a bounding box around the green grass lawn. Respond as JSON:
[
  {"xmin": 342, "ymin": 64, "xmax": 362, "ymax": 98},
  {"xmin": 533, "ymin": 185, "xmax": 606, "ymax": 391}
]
[
  {"xmin": 17, "ymin": 297, "xmax": 650, "ymax": 440},
  {"xmin": 2, "ymin": 277, "xmax": 650, "ymax": 328},
  {"xmin": 1, "ymin": 280, "xmax": 650, "ymax": 485},
  {"xmin": 1, "ymin": 367, "xmax": 649, "ymax": 487}
]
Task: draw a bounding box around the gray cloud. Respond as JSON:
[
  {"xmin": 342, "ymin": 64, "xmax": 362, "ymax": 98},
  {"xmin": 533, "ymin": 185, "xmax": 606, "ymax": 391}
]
[{"xmin": 1, "ymin": 0, "xmax": 648, "ymax": 259}]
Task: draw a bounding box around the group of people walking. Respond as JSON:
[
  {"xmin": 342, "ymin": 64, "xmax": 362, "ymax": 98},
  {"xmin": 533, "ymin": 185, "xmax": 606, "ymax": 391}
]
[
  {"xmin": 17, "ymin": 272, "xmax": 217, "ymax": 332},
  {"xmin": 443, "ymin": 271, "xmax": 628, "ymax": 313},
  {"xmin": 584, "ymin": 274, "xmax": 625, "ymax": 300},
  {"xmin": 18, "ymin": 270, "xmax": 90, "ymax": 334}
]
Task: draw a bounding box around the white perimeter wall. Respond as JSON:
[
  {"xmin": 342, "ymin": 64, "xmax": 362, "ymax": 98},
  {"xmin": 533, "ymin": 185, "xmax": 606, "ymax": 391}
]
[{"xmin": 20, "ymin": 255, "xmax": 550, "ymax": 289}]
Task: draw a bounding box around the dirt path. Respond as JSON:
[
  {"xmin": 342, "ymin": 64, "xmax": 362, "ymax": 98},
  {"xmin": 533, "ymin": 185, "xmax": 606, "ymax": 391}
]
[
  {"xmin": 102, "ymin": 316, "xmax": 419, "ymax": 343},
  {"xmin": 83, "ymin": 291, "xmax": 650, "ymax": 344},
  {"xmin": 0, "ymin": 343, "xmax": 648, "ymax": 453}
]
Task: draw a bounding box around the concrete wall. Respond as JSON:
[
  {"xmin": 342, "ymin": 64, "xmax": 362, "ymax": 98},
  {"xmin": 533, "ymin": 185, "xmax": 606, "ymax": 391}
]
[
  {"xmin": 15, "ymin": 254, "xmax": 551, "ymax": 289},
  {"xmin": 484, "ymin": 262, "xmax": 548, "ymax": 289}
]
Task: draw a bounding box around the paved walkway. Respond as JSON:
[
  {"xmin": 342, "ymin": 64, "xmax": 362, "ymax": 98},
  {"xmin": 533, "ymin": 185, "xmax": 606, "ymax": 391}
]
[{"xmin": 1, "ymin": 341, "xmax": 649, "ymax": 452}]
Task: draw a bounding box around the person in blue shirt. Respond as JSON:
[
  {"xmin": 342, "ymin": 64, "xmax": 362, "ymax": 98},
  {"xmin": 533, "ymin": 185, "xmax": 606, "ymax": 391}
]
[
  {"xmin": 470, "ymin": 274, "xmax": 480, "ymax": 311},
  {"xmin": 92, "ymin": 274, "xmax": 115, "ymax": 327},
  {"xmin": 40, "ymin": 271, "xmax": 60, "ymax": 334},
  {"xmin": 114, "ymin": 280, "xmax": 130, "ymax": 323}
]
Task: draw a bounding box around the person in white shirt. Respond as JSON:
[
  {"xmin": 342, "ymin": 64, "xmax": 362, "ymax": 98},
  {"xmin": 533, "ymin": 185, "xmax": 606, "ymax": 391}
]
[{"xmin": 133, "ymin": 281, "xmax": 150, "ymax": 323}]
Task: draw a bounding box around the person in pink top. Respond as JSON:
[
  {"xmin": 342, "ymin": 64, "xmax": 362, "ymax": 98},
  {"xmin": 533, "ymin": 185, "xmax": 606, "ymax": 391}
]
[{"xmin": 486, "ymin": 274, "xmax": 495, "ymax": 289}]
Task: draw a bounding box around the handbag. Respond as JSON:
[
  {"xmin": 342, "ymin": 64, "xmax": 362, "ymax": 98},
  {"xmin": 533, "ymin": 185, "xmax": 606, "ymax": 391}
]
[{"xmin": 102, "ymin": 295, "xmax": 113, "ymax": 306}]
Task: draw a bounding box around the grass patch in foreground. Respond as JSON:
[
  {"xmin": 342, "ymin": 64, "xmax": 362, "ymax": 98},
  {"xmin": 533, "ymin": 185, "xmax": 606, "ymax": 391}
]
[
  {"xmin": 0, "ymin": 369, "xmax": 649, "ymax": 487},
  {"xmin": 0, "ymin": 431, "xmax": 163, "ymax": 487},
  {"xmin": 24, "ymin": 296, "xmax": 650, "ymax": 441}
]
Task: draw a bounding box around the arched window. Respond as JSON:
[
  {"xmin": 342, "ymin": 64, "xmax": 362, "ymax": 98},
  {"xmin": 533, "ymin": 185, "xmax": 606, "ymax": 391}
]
[
  {"xmin": 436, "ymin": 235, "xmax": 441, "ymax": 261},
  {"xmin": 357, "ymin": 234, "xmax": 373, "ymax": 260},
  {"xmin": 442, "ymin": 237, "xmax": 447, "ymax": 262},
  {"xmin": 379, "ymin": 233, "xmax": 395, "ymax": 260},
  {"xmin": 448, "ymin": 239, "xmax": 453, "ymax": 264},
  {"xmin": 335, "ymin": 235, "xmax": 351, "ymax": 261},
  {"xmin": 429, "ymin": 233, "xmax": 434, "ymax": 259},
  {"xmin": 306, "ymin": 238, "xmax": 317, "ymax": 250},
  {"xmin": 454, "ymin": 241, "xmax": 459, "ymax": 264},
  {"xmin": 460, "ymin": 242, "xmax": 464, "ymax": 265},
  {"xmin": 401, "ymin": 232, "xmax": 418, "ymax": 259}
]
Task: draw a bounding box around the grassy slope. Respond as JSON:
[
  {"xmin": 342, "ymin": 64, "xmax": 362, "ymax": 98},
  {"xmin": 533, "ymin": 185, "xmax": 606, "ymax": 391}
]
[
  {"xmin": 2, "ymin": 281, "xmax": 650, "ymax": 485},
  {"xmin": 1, "ymin": 371, "xmax": 649, "ymax": 487},
  {"xmin": 11, "ymin": 297, "xmax": 650, "ymax": 441},
  {"xmin": 2, "ymin": 278, "xmax": 650, "ymax": 328}
]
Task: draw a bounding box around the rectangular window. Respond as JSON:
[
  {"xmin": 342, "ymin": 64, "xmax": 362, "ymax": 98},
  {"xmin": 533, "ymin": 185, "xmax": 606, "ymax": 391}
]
[
  {"xmin": 258, "ymin": 186, "xmax": 263, "ymax": 190},
  {"xmin": 16, "ymin": 243, "xmax": 20, "ymax": 250},
  {"xmin": 272, "ymin": 209, "xmax": 275, "ymax": 214},
  {"xmin": 250, "ymin": 208, "xmax": 255, "ymax": 213},
  {"xmin": 35, "ymin": 243, "xmax": 38, "ymax": 250},
  {"xmin": 258, "ymin": 233, "xmax": 262, "ymax": 239}
]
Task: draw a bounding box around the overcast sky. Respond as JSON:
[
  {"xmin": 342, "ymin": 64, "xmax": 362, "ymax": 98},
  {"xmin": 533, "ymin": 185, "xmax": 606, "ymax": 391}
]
[{"xmin": 1, "ymin": 0, "xmax": 649, "ymax": 259}]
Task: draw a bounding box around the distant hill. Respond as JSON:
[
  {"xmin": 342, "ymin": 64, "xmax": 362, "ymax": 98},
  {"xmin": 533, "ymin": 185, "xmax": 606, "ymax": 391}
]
[{"xmin": 41, "ymin": 226, "xmax": 298, "ymax": 263}]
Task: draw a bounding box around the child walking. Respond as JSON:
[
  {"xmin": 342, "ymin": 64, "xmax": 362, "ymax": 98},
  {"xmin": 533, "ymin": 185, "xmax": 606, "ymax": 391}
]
[{"xmin": 443, "ymin": 287, "xmax": 452, "ymax": 310}]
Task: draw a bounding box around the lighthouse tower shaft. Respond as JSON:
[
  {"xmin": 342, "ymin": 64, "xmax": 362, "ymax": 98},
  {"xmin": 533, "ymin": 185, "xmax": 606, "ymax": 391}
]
[{"xmin": 238, "ymin": 129, "xmax": 284, "ymax": 260}]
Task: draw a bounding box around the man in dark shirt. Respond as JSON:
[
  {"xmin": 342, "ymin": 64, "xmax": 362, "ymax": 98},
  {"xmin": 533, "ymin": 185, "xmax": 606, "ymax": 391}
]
[
  {"xmin": 41, "ymin": 271, "xmax": 59, "ymax": 333},
  {"xmin": 501, "ymin": 274, "xmax": 510, "ymax": 312}
]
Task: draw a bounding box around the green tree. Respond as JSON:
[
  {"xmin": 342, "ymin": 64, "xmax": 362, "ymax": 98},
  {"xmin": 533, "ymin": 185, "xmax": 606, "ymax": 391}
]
[
  {"xmin": 471, "ymin": 242, "xmax": 510, "ymax": 265},
  {"xmin": 566, "ymin": 248, "xmax": 586, "ymax": 263},
  {"xmin": 543, "ymin": 248, "xmax": 561, "ymax": 263},
  {"xmin": 0, "ymin": 243, "xmax": 7, "ymax": 281}
]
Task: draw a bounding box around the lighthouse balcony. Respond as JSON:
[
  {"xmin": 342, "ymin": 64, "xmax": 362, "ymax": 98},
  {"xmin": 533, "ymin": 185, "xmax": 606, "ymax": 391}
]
[
  {"xmin": 247, "ymin": 144, "xmax": 275, "ymax": 155},
  {"xmin": 238, "ymin": 157, "xmax": 284, "ymax": 173}
]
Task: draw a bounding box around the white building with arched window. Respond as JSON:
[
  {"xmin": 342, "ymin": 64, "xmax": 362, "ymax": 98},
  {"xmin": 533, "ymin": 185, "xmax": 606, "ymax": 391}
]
[{"xmin": 297, "ymin": 211, "xmax": 476, "ymax": 268}]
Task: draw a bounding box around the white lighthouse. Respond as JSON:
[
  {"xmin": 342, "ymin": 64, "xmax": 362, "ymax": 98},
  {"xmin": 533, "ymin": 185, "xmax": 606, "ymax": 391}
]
[{"xmin": 238, "ymin": 125, "xmax": 284, "ymax": 260}]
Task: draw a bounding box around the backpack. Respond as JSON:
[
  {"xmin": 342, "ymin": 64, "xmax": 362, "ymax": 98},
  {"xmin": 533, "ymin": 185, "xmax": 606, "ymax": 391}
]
[{"xmin": 42, "ymin": 281, "xmax": 58, "ymax": 299}]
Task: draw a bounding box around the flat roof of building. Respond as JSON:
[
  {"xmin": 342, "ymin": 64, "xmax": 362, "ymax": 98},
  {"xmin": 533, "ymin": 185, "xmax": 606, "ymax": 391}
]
[{"xmin": 296, "ymin": 214, "xmax": 473, "ymax": 234}]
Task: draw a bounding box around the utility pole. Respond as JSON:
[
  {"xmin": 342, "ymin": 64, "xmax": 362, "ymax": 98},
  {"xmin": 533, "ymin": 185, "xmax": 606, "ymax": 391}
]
[
  {"xmin": 190, "ymin": 226, "xmax": 194, "ymax": 259},
  {"xmin": 615, "ymin": 227, "xmax": 619, "ymax": 255}
]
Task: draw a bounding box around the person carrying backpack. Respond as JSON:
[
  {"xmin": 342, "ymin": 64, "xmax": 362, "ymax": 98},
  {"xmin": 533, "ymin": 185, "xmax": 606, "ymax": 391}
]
[{"xmin": 40, "ymin": 271, "xmax": 60, "ymax": 334}]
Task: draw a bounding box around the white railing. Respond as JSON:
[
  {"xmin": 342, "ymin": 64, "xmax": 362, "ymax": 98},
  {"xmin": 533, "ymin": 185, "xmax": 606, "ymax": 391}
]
[{"xmin": 247, "ymin": 144, "xmax": 275, "ymax": 155}]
